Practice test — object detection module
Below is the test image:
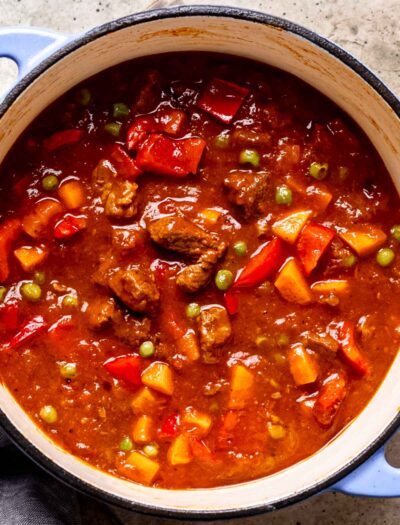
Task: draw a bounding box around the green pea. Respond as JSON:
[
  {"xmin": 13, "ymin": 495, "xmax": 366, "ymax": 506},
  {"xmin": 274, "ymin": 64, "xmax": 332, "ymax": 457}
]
[
  {"xmin": 42, "ymin": 175, "xmax": 59, "ymax": 192},
  {"xmin": 275, "ymin": 185, "xmax": 292, "ymax": 205},
  {"xmin": 33, "ymin": 271, "xmax": 46, "ymax": 285},
  {"xmin": 233, "ymin": 241, "xmax": 247, "ymax": 257},
  {"xmin": 113, "ymin": 102, "xmax": 130, "ymax": 118},
  {"xmin": 104, "ymin": 122, "xmax": 122, "ymax": 137},
  {"xmin": 39, "ymin": 405, "xmax": 58, "ymax": 424},
  {"xmin": 139, "ymin": 340, "xmax": 155, "ymax": 358},
  {"xmin": 276, "ymin": 333, "xmax": 289, "ymax": 347},
  {"xmin": 309, "ymin": 162, "xmax": 329, "ymax": 180},
  {"xmin": 0, "ymin": 286, "xmax": 7, "ymax": 303},
  {"xmin": 215, "ymin": 269, "xmax": 234, "ymax": 291},
  {"xmin": 62, "ymin": 295, "xmax": 79, "ymax": 308},
  {"xmin": 342, "ymin": 254, "xmax": 357, "ymax": 268},
  {"xmin": 255, "ymin": 335, "xmax": 268, "ymax": 349},
  {"xmin": 239, "ymin": 149, "xmax": 260, "ymax": 167},
  {"xmin": 60, "ymin": 362, "xmax": 77, "ymax": 379},
  {"xmin": 21, "ymin": 282, "xmax": 42, "ymax": 302},
  {"xmin": 391, "ymin": 225, "xmax": 400, "ymax": 242},
  {"xmin": 76, "ymin": 88, "xmax": 91, "ymax": 106},
  {"xmin": 186, "ymin": 303, "xmax": 201, "ymax": 319},
  {"xmin": 376, "ymin": 247, "xmax": 395, "ymax": 267},
  {"xmin": 143, "ymin": 443, "xmax": 159, "ymax": 458},
  {"xmin": 214, "ymin": 133, "xmax": 230, "ymax": 149},
  {"xmin": 119, "ymin": 436, "xmax": 133, "ymax": 451}
]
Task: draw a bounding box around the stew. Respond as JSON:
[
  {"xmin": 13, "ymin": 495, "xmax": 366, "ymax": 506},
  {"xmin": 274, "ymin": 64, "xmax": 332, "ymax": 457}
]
[{"xmin": 0, "ymin": 52, "xmax": 399, "ymax": 489}]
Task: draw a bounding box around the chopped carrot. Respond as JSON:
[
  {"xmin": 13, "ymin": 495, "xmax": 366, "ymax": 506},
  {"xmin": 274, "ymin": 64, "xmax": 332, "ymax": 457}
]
[
  {"xmin": 285, "ymin": 175, "xmax": 332, "ymax": 213},
  {"xmin": 0, "ymin": 218, "xmax": 22, "ymax": 282},
  {"xmin": 167, "ymin": 433, "xmax": 193, "ymax": 465},
  {"xmin": 22, "ymin": 199, "xmax": 63, "ymax": 238},
  {"xmin": 274, "ymin": 257, "xmax": 313, "ymax": 305},
  {"xmin": 176, "ymin": 329, "xmax": 200, "ymax": 361},
  {"xmin": 123, "ymin": 451, "xmax": 160, "ymax": 484},
  {"xmin": 58, "ymin": 180, "xmax": 85, "ymax": 209},
  {"xmin": 198, "ymin": 208, "xmax": 221, "ymax": 225},
  {"xmin": 132, "ymin": 415, "xmax": 154, "ymax": 444},
  {"xmin": 131, "ymin": 386, "xmax": 159, "ymax": 415},
  {"xmin": 314, "ymin": 371, "xmax": 347, "ymax": 427},
  {"xmin": 141, "ymin": 361, "xmax": 174, "ymax": 395},
  {"xmin": 338, "ymin": 321, "xmax": 370, "ymax": 376},
  {"xmin": 339, "ymin": 225, "xmax": 387, "ymax": 257},
  {"xmin": 182, "ymin": 408, "xmax": 212, "ymax": 436},
  {"xmin": 288, "ymin": 343, "xmax": 319, "ymax": 385},
  {"xmin": 228, "ymin": 364, "xmax": 254, "ymax": 409},
  {"xmin": 311, "ymin": 279, "xmax": 350, "ymax": 296},
  {"xmin": 272, "ymin": 210, "xmax": 313, "ymax": 244},
  {"xmin": 297, "ymin": 222, "xmax": 335, "ymax": 275},
  {"xmin": 14, "ymin": 245, "xmax": 48, "ymax": 272}
]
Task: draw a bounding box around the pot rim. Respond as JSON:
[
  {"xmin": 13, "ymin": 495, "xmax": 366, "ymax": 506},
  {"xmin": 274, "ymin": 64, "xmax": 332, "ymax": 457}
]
[{"xmin": 0, "ymin": 4, "xmax": 400, "ymax": 520}]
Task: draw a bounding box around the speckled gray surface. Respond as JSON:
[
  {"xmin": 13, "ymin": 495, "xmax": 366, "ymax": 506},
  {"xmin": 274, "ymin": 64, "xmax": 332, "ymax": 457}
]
[{"xmin": 0, "ymin": 1, "xmax": 400, "ymax": 523}]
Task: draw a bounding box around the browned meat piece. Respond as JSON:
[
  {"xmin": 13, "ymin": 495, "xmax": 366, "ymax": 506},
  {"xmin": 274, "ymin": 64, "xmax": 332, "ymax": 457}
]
[
  {"xmin": 132, "ymin": 69, "xmax": 162, "ymax": 113},
  {"xmin": 304, "ymin": 331, "xmax": 339, "ymax": 353},
  {"xmin": 87, "ymin": 296, "xmax": 117, "ymax": 329},
  {"xmin": 92, "ymin": 159, "xmax": 138, "ymax": 219},
  {"xmin": 322, "ymin": 238, "xmax": 353, "ymax": 276},
  {"xmin": 112, "ymin": 225, "xmax": 146, "ymax": 253},
  {"xmin": 108, "ymin": 267, "xmax": 159, "ymax": 313},
  {"xmin": 148, "ymin": 216, "xmax": 223, "ymax": 257},
  {"xmin": 224, "ymin": 171, "xmax": 270, "ymax": 218},
  {"xmin": 113, "ymin": 312, "xmax": 152, "ymax": 347},
  {"xmin": 176, "ymin": 249, "xmax": 219, "ymax": 292},
  {"xmin": 198, "ymin": 306, "xmax": 232, "ymax": 363}
]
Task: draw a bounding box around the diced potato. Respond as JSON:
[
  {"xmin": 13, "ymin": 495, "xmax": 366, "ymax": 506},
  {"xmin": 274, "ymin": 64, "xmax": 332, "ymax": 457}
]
[
  {"xmin": 339, "ymin": 226, "xmax": 387, "ymax": 257},
  {"xmin": 125, "ymin": 450, "xmax": 160, "ymax": 484},
  {"xmin": 22, "ymin": 199, "xmax": 63, "ymax": 238},
  {"xmin": 177, "ymin": 330, "xmax": 200, "ymax": 361},
  {"xmin": 14, "ymin": 245, "xmax": 48, "ymax": 272},
  {"xmin": 167, "ymin": 433, "xmax": 193, "ymax": 466},
  {"xmin": 182, "ymin": 408, "xmax": 212, "ymax": 436},
  {"xmin": 141, "ymin": 361, "xmax": 174, "ymax": 396},
  {"xmin": 58, "ymin": 180, "xmax": 85, "ymax": 209},
  {"xmin": 131, "ymin": 387, "xmax": 159, "ymax": 415},
  {"xmin": 133, "ymin": 415, "xmax": 154, "ymax": 444},
  {"xmin": 272, "ymin": 210, "xmax": 313, "ymax": 244},
  {"xmin": 274, "ymin": 258, "xmax": 313, "ymax": 305},
  {"xmin": 288, "ymin": 343, "xmax": 319, "ymax": 385},
  {"xmin": 267, "ymin": 423, "xmax": 286, "ymax": 440},
  {"xmin": 311, "ymin": 279, "xmax": 350, "ymax": 296},
  {"xmin": 228, "ymin": 364, "xmax": 254, "ymax": 409},
  {"xmin": 198, "ymin": 208, "xmax": 221, "ymax": 225}
]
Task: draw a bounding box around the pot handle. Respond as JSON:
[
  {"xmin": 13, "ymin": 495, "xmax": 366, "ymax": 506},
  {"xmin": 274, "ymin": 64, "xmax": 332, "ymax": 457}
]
[
  {"xmin": 331, "ymin": 440, "xmax": 400, "ymax": 497},
  {"xmin": 0, "ymin": 27, "xmax": 68, "ymax": 85}
]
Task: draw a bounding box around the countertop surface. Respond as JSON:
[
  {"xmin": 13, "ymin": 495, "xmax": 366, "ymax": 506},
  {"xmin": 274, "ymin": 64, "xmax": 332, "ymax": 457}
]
[{"xmin": 0, "ymin": 1, "xmax": 400, "ymax": 524}]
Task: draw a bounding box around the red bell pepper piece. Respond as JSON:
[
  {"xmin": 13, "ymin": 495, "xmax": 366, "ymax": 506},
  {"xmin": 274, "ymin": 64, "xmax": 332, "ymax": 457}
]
[
  {"xmin": 233, "ymin": 238, "xmax": 285, "ymax": 289},
  {"xmin": 224, "ymin": 290, "xmax": 239, "ymax": 315},
  {"xmin": 54, "ymin": 215, "xmax": 87, "ymax": 239},
  {"xmin": 0, "ymin": 218, "xmax": 22, "ymax": 282},
  {"xmin": 110, "ymin": 144, "xmax": 143, "ymax": 178},
  {"xmin": 197, "ymin": 78, "xmax": 249, "ymax": 124},
  {"xmin": 338, "ymin": 321, "xmax": 370, "ymax": 376},
  {"xmin": 297, "ymin": 222, "xmax": 335, "ymax": 275},
  {"xmin": 159, "ymin": 413, "xmax": 180, "ymax": 439},
  {"xmin": 0, "ymin": 301, "xmax": 19, "ymax": 332},
  {"xmin": 43, "ymin": 129, "xmax": 83, "ymax": 152},
  {"xmin": 313, "ymin": 371, "xmax": 348, "ymax": 427},
  {"xmin": 3, "ymin": 315, "xmax": 48, "ymax": 350},
  {"xmin": 103, "ymin": 354, "xmax": 143, "ymax": 388},
  {"xmin": 136, "ymin": 134, "xmax": 206, "ymax": 177},
  {"xmin": 48, "ymin": 315, "xmax": 74, "ymax": 340}
]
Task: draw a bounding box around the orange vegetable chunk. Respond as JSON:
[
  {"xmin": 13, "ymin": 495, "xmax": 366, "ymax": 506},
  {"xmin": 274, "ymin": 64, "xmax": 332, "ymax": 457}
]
[
  {"xmin": 314, "ymin": 371, "xmax": 347, "ymax": 427},
  {"xmin": 311, "ymin": 279, "xmax": 350, "ymax": 296},
  {"xmin": 339, "ymin": 225, "xmax": 387, "ymax": 257},
  {"xmin": 124, "ymin": 451, "xmax": 160, "ymax": 484},
  {"xmin": 22, "ymin": 199, "xmax": 63, "ymax": 238},
  {"xmin": 182, "ymin": 407, "xmax": 212, "ymax": 436},
  {"xmin": 58, "ymin": 180, "xmax": 85, "ymax": 209},
  {"xmin": 167, "ymin": 433, "xmax": 193, "ymax": 465},
  {"xmin": 274, "ymin": 258, "xmax": 313, "ymax": 305},
  {"xmin": 141, "ymin": 361, "xmax": 174, "ymax": 395},
  {"xmin": 131, "ymin": 387, "xmax": 159, "ymax": 415},
  {"xmin": 338, "ymin": 321, "xmax": 370, "ymax": 376},
  {"xmin": 272, "ymin": 210, "xmax": 313, "ymax": 245},
  {"xmin": 288, "ymin": 343, "xmax": 319, "ymax": 385},
  {"xmin": 133, "ymin": 415, "xmax": 154, "ymax": 444},
  {"xmin": 177, "ymin": 329, "xmax": 200, "ymax": 361},
  {"xmin": 228, "ymin": 364, "xmax": 254, "ymax": 409},
  {"xmin": 14, "ymin": 245, "xmax": 48, "ymax": 272}
]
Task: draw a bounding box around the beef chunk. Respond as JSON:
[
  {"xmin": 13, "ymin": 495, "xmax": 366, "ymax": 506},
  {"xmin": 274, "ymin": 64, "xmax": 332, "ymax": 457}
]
[
  {"xmin": 108, "ymin": 267, "xmax": 159, "ymax": 313},
  {"xmin": 322, "ymin": 238, "xmax": 353, "ymax": 276},
  {"xmin": 92, "ymin": 159, "xmax": 138, "ymax": 219},
  {"xmin": 224, "ymin": 171, "xmax": 270, "ymax": 218},
  {"xmin": 148, "ymin": 216, "xmax": 222, "ymax": 257},
  {"xmin": 113, "ymin": 312, "xmax": 151, "ymax": 347},
  {"xmin": 304, "ymin": 331, "xmax": 339, "ymax": 353},
  {"xmin": 112, "ymin": 225, "xmax": 146, "ymax": 253},
  {"xmin": 176, "ymin": 249, "xmax": 219, "ymax": 293},
  {"xmin": 198, "ymin": 306, "xmax": 232, "ymax": 363},
  {"xmin": 87, "ymin": 296, "xmax": 117, "ymax": 329}
]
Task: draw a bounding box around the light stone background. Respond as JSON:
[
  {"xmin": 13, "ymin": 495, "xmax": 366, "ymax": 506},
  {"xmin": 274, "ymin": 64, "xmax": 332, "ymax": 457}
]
[{"xmin": 1, "ymin": 0, "xmax": 400, "ymax": 523}]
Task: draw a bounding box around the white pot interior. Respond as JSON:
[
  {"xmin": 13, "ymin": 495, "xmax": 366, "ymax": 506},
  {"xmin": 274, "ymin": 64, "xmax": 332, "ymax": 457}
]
[{"xmin": 1, "ymin": 11, "xmax": 400, "ymax": 514}]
